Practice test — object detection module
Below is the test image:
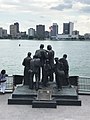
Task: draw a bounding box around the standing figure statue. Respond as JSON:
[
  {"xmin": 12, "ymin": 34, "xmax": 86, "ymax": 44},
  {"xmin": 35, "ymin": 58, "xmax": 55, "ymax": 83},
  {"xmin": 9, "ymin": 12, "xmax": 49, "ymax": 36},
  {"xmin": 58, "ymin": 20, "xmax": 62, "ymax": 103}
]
[
  {"xmin": 43, "ymin": 59, "xmax": 52, "ymax": 87},
  {"xmin": 54, "ymin": 57, "xmax": 65, "ymax": 91},
  {"xmin": 22, "ymin": 52, "xmax": 32, "ymax": 85},
  {"xmin": 29, "ymin": 55, "xmax": 41, "ymax": 90},
  {"xmin": 47, "ymin": 45, "xmax": 55, "ymax": 82},
  {"xmin": 35, "ymin": 44, "xmax": 47, "ymax": 82},
  {"xmin": 59, "ymin": 54, "xmax": 70, "ymax": 86}
]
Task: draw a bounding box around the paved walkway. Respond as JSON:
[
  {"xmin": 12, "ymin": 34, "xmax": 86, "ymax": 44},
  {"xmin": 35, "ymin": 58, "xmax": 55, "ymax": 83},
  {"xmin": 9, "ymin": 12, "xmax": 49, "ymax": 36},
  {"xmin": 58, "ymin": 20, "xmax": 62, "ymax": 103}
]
[{"xmin": 0, "ymin": 93, "xmax": 90, "ymax": 120}]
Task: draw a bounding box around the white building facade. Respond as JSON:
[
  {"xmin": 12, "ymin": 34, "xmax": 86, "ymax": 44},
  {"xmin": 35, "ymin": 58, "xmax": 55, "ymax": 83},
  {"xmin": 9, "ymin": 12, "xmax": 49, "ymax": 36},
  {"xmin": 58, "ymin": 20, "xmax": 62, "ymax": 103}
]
[
  {"xmin": 10, "ymin": 25, "xmax": 18, "ymax": 38},
  {"xmin": 28, "ymin": 28, "xmax": 35, "ymax": 37},
  {"xmin": 57, "ymin": 34, "xmax": 79, "ymax": 40}
]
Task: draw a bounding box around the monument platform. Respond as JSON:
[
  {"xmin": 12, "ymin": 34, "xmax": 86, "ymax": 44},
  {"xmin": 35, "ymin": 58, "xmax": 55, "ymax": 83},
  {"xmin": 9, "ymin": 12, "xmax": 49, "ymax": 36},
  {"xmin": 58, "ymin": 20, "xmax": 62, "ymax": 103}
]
[{"xmin": 8, "ymin": 82, "xmax": 81, "ymax": 108}]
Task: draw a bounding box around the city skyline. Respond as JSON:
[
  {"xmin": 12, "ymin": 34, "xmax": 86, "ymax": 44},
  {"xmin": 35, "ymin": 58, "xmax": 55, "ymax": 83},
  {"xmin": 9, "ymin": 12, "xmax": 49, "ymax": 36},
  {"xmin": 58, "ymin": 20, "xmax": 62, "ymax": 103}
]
[
  {"xmin": 0, "ymin": 0, "xmax": 90, "ymax": 35},
  {"xmin": 0, "ymin": 21, "xmax": 78, "ymax": 35}
]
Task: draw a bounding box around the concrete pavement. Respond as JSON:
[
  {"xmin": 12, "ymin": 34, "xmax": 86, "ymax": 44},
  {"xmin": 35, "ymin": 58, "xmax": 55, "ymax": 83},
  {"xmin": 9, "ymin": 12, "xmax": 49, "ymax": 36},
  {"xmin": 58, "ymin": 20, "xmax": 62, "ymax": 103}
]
[{"xmin": 0, "ymin": 93, "xmax": 90, "ymax": 120}]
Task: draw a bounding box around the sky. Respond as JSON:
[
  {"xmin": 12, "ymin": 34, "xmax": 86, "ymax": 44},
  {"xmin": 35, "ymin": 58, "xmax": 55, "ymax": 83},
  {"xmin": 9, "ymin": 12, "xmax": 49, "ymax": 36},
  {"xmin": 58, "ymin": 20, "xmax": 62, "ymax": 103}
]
[{"xmin": 0, "ymin": 0, "xmax": 90, "ymax": 35}]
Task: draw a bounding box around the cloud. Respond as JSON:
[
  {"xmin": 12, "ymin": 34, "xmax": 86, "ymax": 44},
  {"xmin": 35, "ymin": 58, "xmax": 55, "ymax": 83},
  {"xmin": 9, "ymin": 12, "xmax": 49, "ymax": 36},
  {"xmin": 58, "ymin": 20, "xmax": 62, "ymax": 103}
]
[
  {"xmin": 63, "ymin": 0, "xmax": 73, "ymax": 4},
  {"xmin": 75, "ymin": 0, "xmax": 90, "ymax": 5},
  {"xmin": 80, "ymin": 5, "xmax": 90, "ymax": 13},
  {"xmin": 0, "ymin": 0, "xmax": 60, "ymax": 8},
  {"xmin": 0, "ymin": 0, "xmax": 20, "ymax": 5},
  {"xmin": 51, "ymin": 3, "xmax": 72, "ymax": 11},
  {"xmin": 0, "ymin": 0, "xmax": 55, "ymax": 13},
  {"xmin": 50, "ymin": 0, "xmax": 74, "ymax": 11},
  {"xmin": 65, "ymin": 0, "xmax": 90, "ymax": 5},
  {"xmin": 50, "ymin": 0, "xmax": 90, "ymax": 13}
]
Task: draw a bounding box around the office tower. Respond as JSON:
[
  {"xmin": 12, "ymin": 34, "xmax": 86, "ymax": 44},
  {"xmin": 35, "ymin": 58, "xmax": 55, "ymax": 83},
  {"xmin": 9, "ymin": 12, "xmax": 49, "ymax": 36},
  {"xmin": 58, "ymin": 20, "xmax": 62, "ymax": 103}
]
[
  {"xmin": 50, "ymin": 23, "xmax": 58, "ymax": 38},
  {"xmin": 63, "ymin": 22, "xmax": 74, "ymax": 35},
  {"xmin": 36, "ymin": 24, "xmax": 45, "ymax": 39},
  {"xmin": 14, "ymin": 22, "xmax": 19, "ymax": 33},
  {"xmin": 10, "ymin": 24, "xmax": 17, "ymax": 38},
  {"xmin": 28, "ymin": 28, "xmax": 35, "ymax": 38},
  {"xmin": 10, "ymin": 22, "xmax": 19, "ymax": 38}
]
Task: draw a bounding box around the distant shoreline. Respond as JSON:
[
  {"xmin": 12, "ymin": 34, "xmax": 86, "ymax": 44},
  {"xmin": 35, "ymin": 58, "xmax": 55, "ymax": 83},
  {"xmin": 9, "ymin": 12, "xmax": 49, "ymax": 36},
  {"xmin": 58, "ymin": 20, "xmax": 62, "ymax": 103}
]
[{"xmin": 0, "ymin": 39, "xmax": 90, "ymax": 41}]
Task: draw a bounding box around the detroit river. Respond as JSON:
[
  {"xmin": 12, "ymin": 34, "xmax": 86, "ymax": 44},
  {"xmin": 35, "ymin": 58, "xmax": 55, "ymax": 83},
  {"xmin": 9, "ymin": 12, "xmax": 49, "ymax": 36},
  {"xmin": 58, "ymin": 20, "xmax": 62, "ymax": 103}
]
[{"xmin": 0, "ymin": 39, "xmax": 90, "ymax": 77}]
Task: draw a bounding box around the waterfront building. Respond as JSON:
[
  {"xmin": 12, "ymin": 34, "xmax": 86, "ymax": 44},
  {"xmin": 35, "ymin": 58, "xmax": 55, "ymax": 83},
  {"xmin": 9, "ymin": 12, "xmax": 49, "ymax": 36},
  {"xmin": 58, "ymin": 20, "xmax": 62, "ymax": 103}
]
[
  {"xmin": 0, "ymin": 27, "xmax": 3, "ymax": 38},
  {"xmin": 0, "ymin": 27, "xmax": 8, "ymax": 38},
  {"xmin": 2, "ymin": 29, "xmax": 8, "ymax": 38},
  {"xmin": 20, "ymin": 31, "xmax": 27, "ymax": 39},
  {"xmin": 10, "ymin": 22, "xmax": 20, "ymax": 39},
  {"xmin": 84, "ymin": 33, "xmax": 90, "ymax": 39},
  {"xmin": 10, "ymin": 25, "xmax": 17, "ymax": 38},
  {"xmin": 36, "ymin": 24, "xmax": 45, "ymax": 39},
  {"xmin": 57, "ymin": 34, "xmax": 79, "ymax": 40},
  {"xmin": 63, "ymin": 22, "xmax": 74, "ymax": 35},
  {"xmin": 72, "ymin": 30, "xmax": 79, "ymax": 35},
  {"xmin": 14, "ymin": 22, "xmax": 19, "ymax": 33},
  {"xmin": 28, "ymin": 28, "xmax": 35, "ymax": 39},
  {"xmin": 45, "ymin": 31, "xmax": 49, "ymax": 39},
  {"xmin": 49, "ymin": 23, "xmax": 58, "ymax": 39}
]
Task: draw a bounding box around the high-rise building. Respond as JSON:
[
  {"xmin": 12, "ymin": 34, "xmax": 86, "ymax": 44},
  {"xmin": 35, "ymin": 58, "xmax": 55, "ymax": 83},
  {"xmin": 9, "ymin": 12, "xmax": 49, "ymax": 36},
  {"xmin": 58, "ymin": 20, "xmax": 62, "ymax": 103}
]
[
  {"xmin": 10, "ymin": 24, "xmax": 17, "ymax": 38},
  {"xmin": 14, "ymin": 22, "xmax": 19, "ymax": 33},
  {"xmin": 50, "ymin": 23, "xmax": 58, "ymax": 38},
  {"xmin": 36, "ymin": 24, "xmax": 45, "ymax": 39},
  {"xmin": 10, "ymin": 22, "xmax": 19, "ymax": 38},
  {"xmin": 63, "ymin": 22, "xmax": 74, "ymax": 35},
  {"xmin": 28, "ymin": 28, "xmax": 35, "ymax": 38}
]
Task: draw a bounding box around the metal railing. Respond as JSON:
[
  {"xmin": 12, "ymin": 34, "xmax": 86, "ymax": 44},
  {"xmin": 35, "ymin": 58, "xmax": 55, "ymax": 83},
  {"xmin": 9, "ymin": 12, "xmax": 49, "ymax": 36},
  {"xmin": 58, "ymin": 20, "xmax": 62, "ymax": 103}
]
[
  {"xmin": 5, "ymin": 75, "xmax": 90, "ymax": 94},
  {"xmin": 78, "ymin": 76, "xmax": 90, "ymax": 94},
  {"xmin": 6, "ymin": 76, "xmax": 14, "ymax": 92}
]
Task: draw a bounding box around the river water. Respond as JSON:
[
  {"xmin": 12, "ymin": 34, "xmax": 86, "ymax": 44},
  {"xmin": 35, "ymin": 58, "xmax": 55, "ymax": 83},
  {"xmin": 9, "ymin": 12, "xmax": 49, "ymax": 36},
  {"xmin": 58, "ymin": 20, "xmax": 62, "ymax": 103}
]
[{"xmin": 0, "ymin": 39, "xmax": 90, "ymax": 77}]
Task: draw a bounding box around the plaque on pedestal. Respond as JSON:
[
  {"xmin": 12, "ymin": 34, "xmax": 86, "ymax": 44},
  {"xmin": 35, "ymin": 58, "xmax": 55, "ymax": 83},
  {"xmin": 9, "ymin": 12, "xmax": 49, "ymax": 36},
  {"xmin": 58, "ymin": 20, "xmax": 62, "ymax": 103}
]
[{"xmin": 37, "ymin": 90, "xmax": 52, "ymax": 100}]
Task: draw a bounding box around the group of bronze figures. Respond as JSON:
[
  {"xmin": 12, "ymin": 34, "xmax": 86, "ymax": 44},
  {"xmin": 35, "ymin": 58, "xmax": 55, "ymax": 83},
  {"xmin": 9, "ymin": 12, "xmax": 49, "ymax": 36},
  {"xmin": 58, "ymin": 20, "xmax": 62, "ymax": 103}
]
[{"xmin": 22, "ymin": 44, "xmax": 70, "ymax": 91}]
